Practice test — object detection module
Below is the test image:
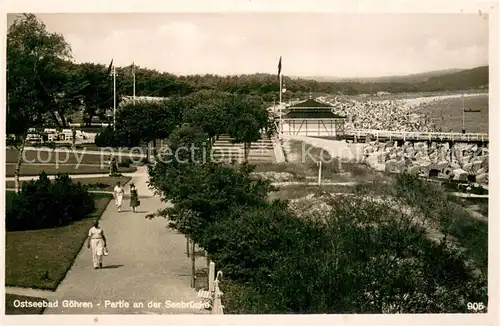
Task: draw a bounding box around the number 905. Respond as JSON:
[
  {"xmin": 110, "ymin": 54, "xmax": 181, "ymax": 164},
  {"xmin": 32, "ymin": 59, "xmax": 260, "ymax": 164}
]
[{"xmin": 467, "ymin": 302, "xmax": 485, "ymax": 311}]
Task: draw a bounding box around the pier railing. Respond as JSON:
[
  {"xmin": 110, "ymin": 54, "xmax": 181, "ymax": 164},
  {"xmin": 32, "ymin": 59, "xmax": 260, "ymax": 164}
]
[{"xmin": 345, "ymin": 129, "xmax": 489, "ymax": 142}]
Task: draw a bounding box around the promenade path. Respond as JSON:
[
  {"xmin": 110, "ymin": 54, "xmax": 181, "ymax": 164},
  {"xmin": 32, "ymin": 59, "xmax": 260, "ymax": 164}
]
[
  {"xmin": 21, "ymin": 147, "xmax": 147, "ymax": 157},
  {"xmin": 4, "ymin": 172, "xmax": 136, "ymax": 182},
  {"xmin": 23, "ymin": 166, "xmax": 210, "ymax": 315}
]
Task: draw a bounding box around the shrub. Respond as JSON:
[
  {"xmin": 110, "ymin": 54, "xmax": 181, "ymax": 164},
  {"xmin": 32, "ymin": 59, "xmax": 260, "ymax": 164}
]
[
  {"xmin": 94, "ymin": 127, "xmax": 116, "ymax": 147},
  {"xmin": 218, "ymin": 192, "xmax": 487, "ymax": 314},
  {"xmin": 117, "ymin": 158, "xmax": 131, "ymax": 168},
  {"xmin": 6, "ymin": 172, "xmax": 95, "ymax": 231},
  {"xmin": 202, "ymin": 202, "xmax": 323, "ymax": 283},
  {"xmin": 94, "ymin": 126, "xmax": 141, "ymax": 148}
]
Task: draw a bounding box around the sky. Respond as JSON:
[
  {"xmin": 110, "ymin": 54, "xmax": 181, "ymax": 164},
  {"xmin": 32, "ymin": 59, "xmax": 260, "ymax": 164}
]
[{"xmin": 7, "ymin": 12, "xmax": 489, "ymax": 78}]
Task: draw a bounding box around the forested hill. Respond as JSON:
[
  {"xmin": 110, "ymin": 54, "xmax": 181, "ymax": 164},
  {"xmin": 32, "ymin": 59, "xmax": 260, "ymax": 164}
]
[
  {"xmin": 424, "ymin": 66, "xmax": 488, "ymax": 90},
  {"xmin": 292, "ymin": 68, "xmax": 465, "ymax": 84},
  {"xmin": 108, "ymin": 64, "xmax": 488, "ymax": 100}
]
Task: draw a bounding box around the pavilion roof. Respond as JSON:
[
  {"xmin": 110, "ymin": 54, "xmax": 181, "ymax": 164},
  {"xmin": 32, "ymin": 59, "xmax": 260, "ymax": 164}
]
[
  {"xmin": 288, "ymin": 98, "xmax": 333, "ymax": 108},
  {"xmin": 283, "ymin": 108, "xmax": 345, "ymax": 119}
]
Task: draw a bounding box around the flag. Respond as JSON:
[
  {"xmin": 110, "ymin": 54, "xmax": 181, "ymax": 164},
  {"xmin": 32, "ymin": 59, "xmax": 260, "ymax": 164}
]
[
  {"xmin": 277, "ymin": 56, "xmax": 282, "ymax": 78},
  {"xmin": 132, "ymin": 61, "xmax": 135, "ymax": 76},
  {"xmin": 107, "ymin": 59, "xmax": 114, "ymax": 75}
]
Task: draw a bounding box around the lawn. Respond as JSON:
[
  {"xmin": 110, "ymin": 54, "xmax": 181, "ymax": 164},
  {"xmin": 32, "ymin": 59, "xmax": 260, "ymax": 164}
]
[
  {"xmin": 253, "ymin": 140, "xmax": 383, "ymax": 183},
  {"xmin": 5, "ymin": 192, "xmax": 113, "ymax": 290},
  {"xmin": 4, "ymin": 294, "xmax": 48, "ymax": 315},
  {"xmin": 5, "ymin": 164, "xmax": 136, "ymax": 177},
  {"xmin": 5, "ymin": 176, "xmax": 131, "ymax": 191},
  {"xmin": 414, "ymin": 94, "xmax": 488, "ymax": 133},
  {"xmin": 6, "ymin": 148, "xmax": 144, "ymax": 164}
]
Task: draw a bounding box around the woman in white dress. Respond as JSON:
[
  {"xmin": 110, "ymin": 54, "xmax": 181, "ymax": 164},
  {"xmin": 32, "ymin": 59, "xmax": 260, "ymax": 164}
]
[
  {"xmin": 87, "ymin": 220, "xmax": 107, "ymax": 269},
  {"xmin": 113, "ymin": 181, "xmax": 124, "ymax": 212}
]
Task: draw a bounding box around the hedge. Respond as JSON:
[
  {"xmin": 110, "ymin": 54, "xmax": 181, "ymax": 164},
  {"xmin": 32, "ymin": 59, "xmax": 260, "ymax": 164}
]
[{"xmin": 6, "ymin": 172, "xmax": 95, "ymax": 231}]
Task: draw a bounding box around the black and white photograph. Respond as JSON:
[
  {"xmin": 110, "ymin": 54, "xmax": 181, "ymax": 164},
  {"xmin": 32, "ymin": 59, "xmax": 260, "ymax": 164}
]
[{"xmin": 1, "ymin": 0, "xmax": 497, "ymax": 323}]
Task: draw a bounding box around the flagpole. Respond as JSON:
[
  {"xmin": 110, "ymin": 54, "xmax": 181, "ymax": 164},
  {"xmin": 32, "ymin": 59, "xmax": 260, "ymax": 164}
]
[
  {"xmin": 279, "ymin": 73, "xmax": 283, "ymax": 137},
  {"xmin": 113, "ymin": 65, "xmax": 116, "ymax": 131},
  {"xmin": 133, "ymin": 62, "xmax": 136, "ymax": 105},
  {"xmin": 462, "ymin": 94, "xmax": 465, "ymax": 133}
]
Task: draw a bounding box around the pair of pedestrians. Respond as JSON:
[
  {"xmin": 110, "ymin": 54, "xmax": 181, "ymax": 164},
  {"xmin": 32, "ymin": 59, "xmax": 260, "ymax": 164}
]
[{"xmin": 113, "ymin": 182, "xmax": 140, "ymax": 213}]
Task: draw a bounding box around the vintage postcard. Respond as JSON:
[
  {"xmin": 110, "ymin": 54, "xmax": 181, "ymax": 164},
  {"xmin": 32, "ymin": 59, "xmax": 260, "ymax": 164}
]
[{"xmin": 1, "ymin": 0, "xmax": 497, "ymax": 325}]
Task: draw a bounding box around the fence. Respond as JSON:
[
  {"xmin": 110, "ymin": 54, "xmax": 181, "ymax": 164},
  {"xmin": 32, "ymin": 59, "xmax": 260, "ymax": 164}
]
[
  {"xmin": 186, "ymin": 236, "xmax": 224, "ymax": 314},
  {"xmin": 345, "ymin": 129, "xmax": 489, "ymax": 142}
]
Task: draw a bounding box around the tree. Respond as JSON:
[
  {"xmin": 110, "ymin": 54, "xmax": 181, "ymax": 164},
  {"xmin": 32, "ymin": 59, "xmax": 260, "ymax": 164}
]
[
  {"xmin": 33, "ymin": 59, "xmax": 88, "ymax": 129},
  {"xmin": 149, "ymin": 159, "xmax": 275, "ymax": 245},
  {"xmin": 113, "ymin": 97, "xmax": 185, "ymax": 155},
  {"xmin": 7, "ymin": 13, "xmax": 73, "ymax": 192},
  {"xmin": 182, "ymin": 91, "xmax": 231, "ymax": 143},
  {"xmin": 226, "ymin": 94, "xmax": 273, "ymax": 162},
  {"xmin": 76, "ymin": 62, "xmax": 114, "ymax": 125}
]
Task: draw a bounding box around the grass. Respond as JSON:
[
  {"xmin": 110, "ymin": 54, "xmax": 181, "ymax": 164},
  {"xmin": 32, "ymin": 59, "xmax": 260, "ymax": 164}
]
[
  {"xmin": 6, "ymin": 148, "xmax": 144, "ymax": 165},
  {"xmin": 5, "ymin": 176, "xmax": 131, "ymax": 191},
  {"xmin": 5, "ymin": 164, "xmax": 136, "ymax": 177},
  {"xmin": 254, "ymin": 140, "xmax": 383, "ymax": 183},
  {"xmin": 5, "ymin": 192, "xmax": 113, "ymax": 290},
  {"xmin": 4, "ymin": 294, "xmax": 48, "ymax": 315},
  {"xmin": 414, "ymin": 94, "xmax": 488, "ymax": 133}
]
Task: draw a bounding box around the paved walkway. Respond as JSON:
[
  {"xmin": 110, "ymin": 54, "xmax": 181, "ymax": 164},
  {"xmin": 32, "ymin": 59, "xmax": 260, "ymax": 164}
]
[
  {"xmin": 22, "ymin": 147, "xmax": 147, "ymax": 157},
  {"xmin": 5, "ymin": 163, "xmax": 105, "ymax": 166},
  {"xmin": 13, "ymin": 166, "xmax": 209, "ymax": 314},
  {"xmin": 4, "ymin": 172, "xmax": 137, "ymax": 181}
]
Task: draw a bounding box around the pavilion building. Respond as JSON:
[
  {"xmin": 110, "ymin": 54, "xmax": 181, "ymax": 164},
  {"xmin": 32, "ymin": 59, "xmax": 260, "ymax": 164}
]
[{"xmin": 278, "ymin": 98, "xmax": 346, "ymax": 137}]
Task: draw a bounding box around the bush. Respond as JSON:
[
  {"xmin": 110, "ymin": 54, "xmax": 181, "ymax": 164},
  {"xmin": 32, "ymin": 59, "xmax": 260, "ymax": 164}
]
[
  {"xmin": 117, "ymin": 158, "xmax": 131, "ymax": 168},
  {"xmin": 202, "ymin": 202, "xmax": 323, "ymax": 284},
  {"xmin": 94, "ymin": 127, "xmax": 116, "ymax": 147},
  {"xmin": 94, "ymin": 126, "xmax": 140, "ymax": 148},
  {"xmin": 6, "ymin": 172, "xmax": 95, "ymax": 231},
  {"xmin": 217, "ymin": 193, "xmax": 487, "ymax": 313}
]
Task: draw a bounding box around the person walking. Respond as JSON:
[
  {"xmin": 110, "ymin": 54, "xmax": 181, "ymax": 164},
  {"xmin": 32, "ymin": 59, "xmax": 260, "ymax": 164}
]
[
  {"xmin": 87, "ymin": 220, "xmax": 107, "ymax": 269},
  {"xmin": 109, "ymin": 155, "xmax": 119, "ymax": 176},
  {"xmin": 113, "ymin": 181, "xmax": 124, "ymax": 212},
  {"xmin": 129, "ymin": 183, "xmax": 140, "ymax": 213}
]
